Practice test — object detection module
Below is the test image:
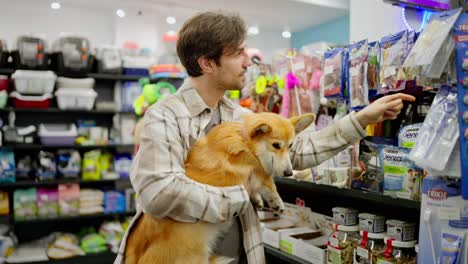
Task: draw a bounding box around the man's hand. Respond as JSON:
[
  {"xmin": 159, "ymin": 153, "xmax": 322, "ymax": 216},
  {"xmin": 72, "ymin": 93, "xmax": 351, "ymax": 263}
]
[{"xmin": 355, "ymin": 93, "xmax": 416, "ymax": 128}]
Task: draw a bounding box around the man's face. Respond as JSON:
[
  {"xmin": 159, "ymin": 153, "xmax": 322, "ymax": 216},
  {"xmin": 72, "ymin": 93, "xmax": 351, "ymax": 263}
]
[{"xmin": 213, "ymin": 42, "xmax": 252, "ymax": 90}]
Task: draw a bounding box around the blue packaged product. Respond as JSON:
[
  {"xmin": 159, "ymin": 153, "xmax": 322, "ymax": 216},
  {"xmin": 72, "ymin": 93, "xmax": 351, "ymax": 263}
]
[
  {"xmin": 380, "ymin": 146, "xmax": 422, "ymax": 200},
  {"xmin": 348, "ymin": 39, "xmax": 369, "ymax": 111},
  {"xmin": 0, "ymin": 149, "xmax": 15, "ymax": 183}
]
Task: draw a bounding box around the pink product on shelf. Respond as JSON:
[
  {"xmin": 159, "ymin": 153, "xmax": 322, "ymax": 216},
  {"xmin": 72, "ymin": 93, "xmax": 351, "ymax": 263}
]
[
  {"xmin": 58, "ymin": 184, "xmax": 80, "ymax": 216},
  {"xmin": 37, "ymin": 188, "xmax": 58, "ymax": 218}
]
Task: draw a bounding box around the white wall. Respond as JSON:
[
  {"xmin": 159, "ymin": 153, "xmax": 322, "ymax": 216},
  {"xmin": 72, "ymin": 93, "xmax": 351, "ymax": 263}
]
[
  {"xmin": 0, "ymin": 1, "xmax": 115, "ymax": 50},
  {"xmin": 350, "ymin": 0, "xmax": 420, "ymax": 42},
  {"xmin": 0, "ymin": 1, "xmax": 289, "ymax": 62}
]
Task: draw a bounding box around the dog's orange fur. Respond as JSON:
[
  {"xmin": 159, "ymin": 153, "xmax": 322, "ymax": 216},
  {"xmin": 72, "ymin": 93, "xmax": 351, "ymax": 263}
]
[{"xmin": 125, "ymin": 112, "xmax": 315, "ymax": 264}]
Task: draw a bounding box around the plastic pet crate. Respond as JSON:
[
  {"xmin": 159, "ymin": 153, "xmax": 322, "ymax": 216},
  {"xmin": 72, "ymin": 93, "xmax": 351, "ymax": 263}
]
[
  {"xmin": 52, "ymin": 36, "xmax": 93, "ymax": 76},
  {"xmin": 95, "ymin": 46, "xmax": 122, "ymax": 74},
  {"xmin": 0, "ymin": 39, "xmax": 9, "ymax": 68},
  {"xmin": 38, "ymin": 124, "xmax": 78, "ymax": 146},
  {"xmin": 11, "ymin": 36, "xmax": 49, "ymax": 70},
  {"xmin": 55, "ymin": 88, "xmax": 97, "ymax": 110},
  {"xmin": 12, "ymin": 70, "xmax": 56, "ymax": 95},
  {"xmin": 56, "ymin": 77, "xmax": 94, "ymax": 89},
  {"xmin": 10, "ymin": 92, "xmax": 52, "ymax": 108}
]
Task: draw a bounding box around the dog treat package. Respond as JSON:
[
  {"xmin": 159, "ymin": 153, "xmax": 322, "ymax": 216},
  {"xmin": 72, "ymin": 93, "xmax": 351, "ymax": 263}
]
[
  {"xmin": 367, "ymin": 41, "xmax": 380, "ymax": 99},
  {"xmin": 348, "ymin": 39, "xmax": 369, "ymax": 111},
  {"xmin": 37, "ymin": 188, "xmax": 59, "ymax": 219},
  {"xmin": 16, "ymin": 154, "xmax": 36, "ymax": 180},
  {"xmin": 378, "ymin": 30, "xmax": 408, "ymax": 95},
  {"xmin": 404, "ymin": 8, "xmax": 462, "ymax": 69},
  {"xmin": 351, "ymin": 137, "xmax": 394, "ymax": 193},
  {"xmin": 380, "ymin": 146, "xmax": 422, "ymax": 200},
  {"xmin": 323, "ymin": 48, "xmax": 346, "ymax": 98},
  {"xmin": 14, "ymin": 188, "xmax": 37, "ymax": 220},
  {"xmin": 57, "ymin": 150, "xmax": 81, "ymax": 178},
  {"xmin": 398, "ymin": 123, "xmax": 422, "ymax": 149},
  {"xmin": 0, "ymin": 149, "xmax": 15, "ymax": 184},
  {"xmin": 36, "ymin": 151, "xmax": 57, "ymax": 181}
]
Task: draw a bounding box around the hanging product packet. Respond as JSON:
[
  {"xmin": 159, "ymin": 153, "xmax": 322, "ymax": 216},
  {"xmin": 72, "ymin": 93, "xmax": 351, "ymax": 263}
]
[
  {"xmin": 401, "ymin": 31, "xmax": 418, "ymax": 82},
  {"xmin": 323, "ymin": 48, "xmax": 346, "ymax": 98},
  {"xmin": 378, "ymin": 30, "xmax": 408, "ymax": 94},
  {"xmin": 409, "ymin": 85, "xmax": 459, "ymax": 172},
  {"xmin": 404, "ymin": 8, "xmax": 462, "ymax": 68},
  {"xmin": 348, "ymin": 39, "xmax": 369, "ymax": 110},
  {"xmin": 367, "ymin": 41, "xmax": 380, "ymax": 99}
]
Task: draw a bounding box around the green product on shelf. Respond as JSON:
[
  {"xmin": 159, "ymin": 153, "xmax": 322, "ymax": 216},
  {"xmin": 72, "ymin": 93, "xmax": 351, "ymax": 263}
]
[
  {"xmin": 14, "ymin": 188, "xmax": 37, "ymax": 220},
  {"xmin": 80, "ymin": 233, "xmax": 108, "ymax": 254},
  {"xmin": 82, "ymin": 150, "xmax": 101, "ymax": 181}
]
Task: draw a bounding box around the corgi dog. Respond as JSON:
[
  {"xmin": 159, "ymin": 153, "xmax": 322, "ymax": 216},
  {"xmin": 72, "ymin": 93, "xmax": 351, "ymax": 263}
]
[{"xmin": 125, "ymin": 112, "xmax": 315, "ymax": 264}]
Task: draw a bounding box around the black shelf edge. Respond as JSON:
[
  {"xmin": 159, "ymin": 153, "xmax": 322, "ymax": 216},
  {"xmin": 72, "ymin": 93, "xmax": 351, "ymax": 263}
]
[
  {"xmin": 1, "ymin": 143, "xmax": 134, "ymax": 150},
  {"xmin": 264, "ymin": 244, "xmax": 311, "ymax": 264},
  {"xmin": 12, "ymin": 251, "xmax": 117, "ymax": 264},
  {"xmin": 274, "ymin": 177, "xmax": 421, "ymax": 210},
  {"xmin": 88, "ymin": 73, "xmax": 144, "ymax": 81},
  {"xmin": 0, "ymin": 178, "xmax": 130, "ymax": 189},
  {"xmin": 0, "ymin": 107, "xmax": 134, "ymax": 115},
  {"xmin": 14, "ymin": 211, "xmax": 136, "ymax": 225},
  {"xmin": 0, "ymin": 68, "xmax": 14, "ymax": 75}
]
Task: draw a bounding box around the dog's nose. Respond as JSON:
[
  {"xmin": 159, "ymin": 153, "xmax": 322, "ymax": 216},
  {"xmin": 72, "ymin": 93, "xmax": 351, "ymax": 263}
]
[{"xmin": 283, "ymin": 170, "xmax": 293, "ymax": 177}]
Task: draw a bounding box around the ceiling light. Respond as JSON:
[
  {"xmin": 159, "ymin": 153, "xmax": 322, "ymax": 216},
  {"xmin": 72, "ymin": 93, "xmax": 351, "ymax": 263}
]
[
  {"xmin": 248, "ymin": 26, "xmax": 259, "ymax": 35},
  {"xmin": 51, "ymin": 2, "xmax": 61, "ymax": 10},
  {"xmin": 282, "ymin": 30, "xmax": 291, "ymax": 39},
  {"xmin": 166, "ymin": 16, "xmax": 176, "ymax": 25},
  {"xmin": 116, "ymin": 9, "xmax": 126, "ymax": 18}
]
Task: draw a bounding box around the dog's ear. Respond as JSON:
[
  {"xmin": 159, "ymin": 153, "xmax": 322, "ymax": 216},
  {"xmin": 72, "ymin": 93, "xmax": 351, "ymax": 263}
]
[
  {"xmin": 250, "ymin": 123, "xmax": 272, "ymax": 138},
  {"xmin": 289, "ymin": 114, "xmax": 315, "ymax": 134}
]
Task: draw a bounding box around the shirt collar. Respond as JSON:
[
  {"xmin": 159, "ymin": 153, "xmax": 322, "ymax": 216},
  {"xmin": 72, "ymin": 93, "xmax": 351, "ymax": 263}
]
[{"xmin": 179, "ymin": 79, "xmax": 236, "ymax": 117}]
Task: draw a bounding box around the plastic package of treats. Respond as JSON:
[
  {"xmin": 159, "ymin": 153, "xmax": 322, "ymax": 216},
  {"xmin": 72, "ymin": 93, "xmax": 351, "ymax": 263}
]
[
  {"xmin": 367, "ymin": 41, "xmax": 380, "ymax": 99},
  {"xmin": 348, "ymin": 39, "xmax": 369, "ymax": 111},
  {"xmin": 323, "ymin": 48, "xmax": 347, "ymax": 98},
  {"xmin": 378, "ymin": 30, "xmax": 408, "ymax": 94}
]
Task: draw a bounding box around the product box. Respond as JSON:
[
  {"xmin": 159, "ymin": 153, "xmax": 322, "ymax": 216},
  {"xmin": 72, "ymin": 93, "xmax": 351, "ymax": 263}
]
[
  {"xmin": 418, "ymin": 177, "xmax": 468, "ymax": 264},
  {"xmin": 280, "ymin": 228, "xmax": 327, "ymax": 264}
]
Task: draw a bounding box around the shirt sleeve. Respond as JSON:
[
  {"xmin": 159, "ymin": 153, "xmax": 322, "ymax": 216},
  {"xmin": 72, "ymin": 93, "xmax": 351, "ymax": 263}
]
[
  {"xmin": 130, "ymin": 106, "xmax": 250, "ymax": 223},
  {"xmin": 290, "ymin": 112, "xmax": 368, "ymax": 170}
]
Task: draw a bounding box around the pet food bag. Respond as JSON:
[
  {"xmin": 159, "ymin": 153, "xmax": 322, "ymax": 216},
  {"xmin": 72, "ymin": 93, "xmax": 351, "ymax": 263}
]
[
  {"xmin": 378, "ymin": 30, "xmax": 407, "ymax": 94},
  {"xmin": 323, "ymin": 48, "xmax": 346, "ymax": 98},
  {"xmin": 14, "ymin": 188, "xmax": 37, "ymax": 220},
  {"xmin": 348, "ymin": 39, "xmax": 369, "ymax": 110}
]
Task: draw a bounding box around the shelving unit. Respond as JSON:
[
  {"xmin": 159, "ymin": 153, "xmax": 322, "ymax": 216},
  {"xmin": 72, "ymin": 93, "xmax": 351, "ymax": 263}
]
[
  {"xmin": 2, "ymin": 143, "xmax": 134, "ymax": 150},
  {"xmin": 14, "ymin": 211, "xmax": 136, "ymax": 225},
  {"xmin": 0, "ymin": 178, "xmax": 130, "ymax": 189},
  {"xmin": 0, "ymin": 107, "xmax": 134, "ymax": 115},
  {"xmin": 17, "ymin": 252, "xmax": 117, "ymax": 264}
]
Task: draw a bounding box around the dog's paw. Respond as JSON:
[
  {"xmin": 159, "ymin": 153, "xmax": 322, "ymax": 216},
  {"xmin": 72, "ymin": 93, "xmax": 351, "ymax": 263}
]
[
  {"xmin": 268, "ymin": 197, "xmax": 284, "ymax": 215},
  {"xmin": 251, "ymin": 193, "xmax": 264, "ymax": 209}
]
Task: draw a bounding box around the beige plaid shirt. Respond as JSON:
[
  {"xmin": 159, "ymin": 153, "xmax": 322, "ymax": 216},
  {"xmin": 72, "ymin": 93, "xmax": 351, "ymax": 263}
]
[{"xmin": 115, "ymin": 80, "xmax": 367, "ymax": 264}]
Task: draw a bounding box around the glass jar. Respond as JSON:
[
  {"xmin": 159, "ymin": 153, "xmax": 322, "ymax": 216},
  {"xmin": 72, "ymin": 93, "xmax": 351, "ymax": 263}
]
[
  {"xmin": 375, "ymin": 237, "xmax": 416, "ymax": 264},
  {"xmin": 353, "ymin": 231, "xmax": 385, "ymax": 264},
  {"xmin": 328, "ymin": 224, "xmax": 360, "ymax": 264}
]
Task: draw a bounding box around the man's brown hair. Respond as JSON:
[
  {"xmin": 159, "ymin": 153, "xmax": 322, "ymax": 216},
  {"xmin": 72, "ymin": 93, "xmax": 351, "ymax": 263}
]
[{"xmin": 177, "ymin": 12, "xmax": 246, "ymax": 77}]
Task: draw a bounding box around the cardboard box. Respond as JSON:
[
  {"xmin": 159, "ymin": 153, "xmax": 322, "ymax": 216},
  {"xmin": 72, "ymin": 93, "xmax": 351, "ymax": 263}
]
[
  {"xmin": 280, "ymin": 229, "xmax": 327, "ymax": 264},
  {"xmin": 261, "ymin": 226, "xmax": 315, "ymax": 249}
]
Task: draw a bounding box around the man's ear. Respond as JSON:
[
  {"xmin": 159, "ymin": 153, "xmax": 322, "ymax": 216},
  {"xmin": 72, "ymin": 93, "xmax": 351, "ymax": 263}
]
[
  {"xmin": 289, "ymin": 114, "xmax": 315, "ymax": 134},
  {"xmin": 198, "ymin": 56, "xmax": 215, "ymax": 74}
]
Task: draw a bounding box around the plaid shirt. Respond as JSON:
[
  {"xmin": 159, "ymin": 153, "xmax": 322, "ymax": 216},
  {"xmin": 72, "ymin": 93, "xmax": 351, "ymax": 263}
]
[{"xmin": 115, "ymin": 80, "xmax": 367, "ymax": 264}]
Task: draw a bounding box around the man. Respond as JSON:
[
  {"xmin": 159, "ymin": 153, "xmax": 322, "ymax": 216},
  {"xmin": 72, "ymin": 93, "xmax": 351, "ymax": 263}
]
[{"xmin": 115, "ymin": 12, "xmax": 414, "ymax": 264}]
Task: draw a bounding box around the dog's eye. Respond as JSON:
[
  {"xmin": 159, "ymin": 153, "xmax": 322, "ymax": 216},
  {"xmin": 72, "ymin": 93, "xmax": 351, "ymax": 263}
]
[{"xmin": 272, "ymin": 143, "xmax": 281, "ymax": 149}]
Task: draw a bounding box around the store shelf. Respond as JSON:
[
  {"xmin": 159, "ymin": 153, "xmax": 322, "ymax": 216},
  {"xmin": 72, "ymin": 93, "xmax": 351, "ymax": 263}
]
[
  {"xmin": 0, "ymin": 178, "xmax": 130, "ymax": 189},
  {"xmin": 0, "ymin": 107, "xmax": 134, "ymax": 115},
  {"xmin": 14, "ymin": 211, "xmax": 136, "ymax": 225},
  {"xmin": 1, "ymin": 143, "xmax": 134, "ymax": 150},
  {"xmin": 264, "ymin": 244, "xmax": 311, "ymax": 264},
  {"xmin": 0, "ymin": 68, "xmax": 15, "ymax": 75},
  {"xmin": 88, "ymin": 73, "xmax": 145, "ymax": 81},
  {"xmin": 15, "ymin": 251, "xmax": 117, "ymax": 264},
  {"xmin": 274, "ymin": 177, "xmax": 421, "ymax": 211}
]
